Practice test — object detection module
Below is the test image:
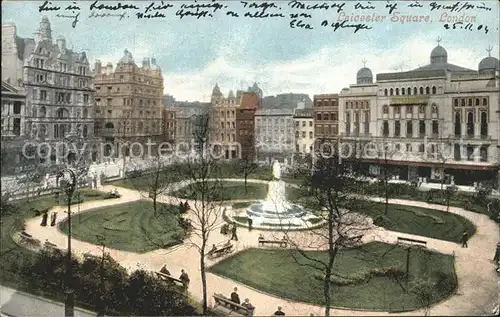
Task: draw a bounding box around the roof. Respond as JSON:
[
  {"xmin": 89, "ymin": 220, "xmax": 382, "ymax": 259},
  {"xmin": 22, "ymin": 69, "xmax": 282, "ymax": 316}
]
[
  {"xmin": 255, "ymin": 108, "xmax": 294, "ymax": 116},
  {"xmin": 293, "ymin": 108, "xmax": 313, "ymax": 118},
  {"xmin": 411, "ymin": 62, "xmax": 475, "ymax": 73},
  {"xmin": 240, "ymin": 92, "xmax": 259, "ymax": 110}
]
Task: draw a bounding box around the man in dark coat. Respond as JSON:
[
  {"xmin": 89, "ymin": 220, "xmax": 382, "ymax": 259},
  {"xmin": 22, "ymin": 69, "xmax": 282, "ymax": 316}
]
[
  {"xmin": 461, "ymin": 231, "xmax": 468, "ymax": 248},
  {"xmin": 230, "ymin": 224, "xmax": 238, "ymax": 241},
  {"xmin": 230, "ymin": 287, "xmax": 240, "ymax": 305}
]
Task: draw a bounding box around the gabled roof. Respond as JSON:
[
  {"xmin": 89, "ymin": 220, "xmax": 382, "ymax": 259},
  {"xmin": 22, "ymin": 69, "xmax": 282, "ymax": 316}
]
[{"xmin": 1, "ymin": 81, "xmax": 19, "ymax": 93}]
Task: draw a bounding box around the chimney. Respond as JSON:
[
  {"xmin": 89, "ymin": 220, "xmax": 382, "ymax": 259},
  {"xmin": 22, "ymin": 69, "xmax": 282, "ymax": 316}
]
[
  {"xmin": 94, "ymin": 60, "xmax": 102, "ymax": 75},
  {"xmin": 106, "ymin": 62, "xmax": 113, "ymax": 76}
]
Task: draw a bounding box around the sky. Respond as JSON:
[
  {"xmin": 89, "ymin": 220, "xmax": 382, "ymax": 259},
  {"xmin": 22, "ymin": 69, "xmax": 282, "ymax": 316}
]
[{"xmin": 2, "ymin": 0, "xmax": 499, "ymax": 101}]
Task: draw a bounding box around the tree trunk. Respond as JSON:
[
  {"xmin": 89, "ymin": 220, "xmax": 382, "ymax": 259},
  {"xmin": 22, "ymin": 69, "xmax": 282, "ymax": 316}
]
[
  {"xmin": 244, "ymin": 174, "xmax": 248, "ymax": 193},
  {"xmin": 200, "ymin": 235, "xmax": 208, "ymax": 314}
]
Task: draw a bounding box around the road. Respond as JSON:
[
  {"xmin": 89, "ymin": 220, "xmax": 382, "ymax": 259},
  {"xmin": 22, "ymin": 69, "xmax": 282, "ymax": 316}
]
[{"xmin": 0, "ymin": 285, "xmax": 97, "ymax": 317}]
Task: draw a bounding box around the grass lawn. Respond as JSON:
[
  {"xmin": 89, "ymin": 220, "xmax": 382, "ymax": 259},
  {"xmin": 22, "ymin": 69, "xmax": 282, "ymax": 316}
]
[
  {"xmin": 59, "ymin": 200, "xmax": 186, "ymax": 253},
  {"xmin": 172, "ymin": 181, "xmax": 268, "ymax": 201},
  {"xmin": 209, "ymin": 242, "xmax": 457, "ymax": 311},
  {"xmin": 0, "ymin": 189, "xmax": 110, "ymax": 293},
  {"xmin": 357, "ymin": 201, "xmax": 476, "ymax": 243}
]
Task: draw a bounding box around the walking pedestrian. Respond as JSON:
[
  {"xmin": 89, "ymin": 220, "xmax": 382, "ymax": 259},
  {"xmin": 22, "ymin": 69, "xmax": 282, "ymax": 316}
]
[
  {"xmin": 50, "ymin": 212, "xmax": 57, "ymax": 227},
  {"xmin": 493, "ymin": 242, "xmax": 500, "ymax": 263},
  {"xmin": 179, "ymin": 269, "xmax": 190, "ymax": 288},
  {"xmin": 230, "ymin": 224, "xmax": 238, "ymax": 241},
  {"xmin": 248, "ymin": 217, "xmax": 253, "ymax": 231},
  {"xmin": 40, "ymin": 211, "xmax": 48, "ymax": 226},
  {"xmin": 461, "ymin": 230, "xmax": 468, "ymax": 248}
]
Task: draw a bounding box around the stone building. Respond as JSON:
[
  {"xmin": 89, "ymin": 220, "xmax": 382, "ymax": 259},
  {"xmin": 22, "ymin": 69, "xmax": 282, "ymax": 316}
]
[
  {"xmin": 236, "ymin": 92, "xmax": 260, "ymax": 160},
  {"xmin": 293, "ymin": 108, "xmax": 314, "ymax": 154},
  {"xmin": 254, "ymin": 108, "xmax": 295, "ymax": 165},
  {"xmin": 162, "ymin": 108, "xmax": 176, "ymax": 144},
  {"xmin": 1, "ymin": 17, "xmax": 98, "ymax": 165},
  {"xmin": 209, "ymin": 84, "xmax": 240, "ymax": 159},
  {"xmin": 313, "ymin": 93, "xmax": 339, "ymax": 151},
  {"xmin": 93, "ymin": 50, "xmax": 164, "ymax": 158},
  {"xmin": 338, "ymin": 42, "xmax": 500, "ymax": 186}
]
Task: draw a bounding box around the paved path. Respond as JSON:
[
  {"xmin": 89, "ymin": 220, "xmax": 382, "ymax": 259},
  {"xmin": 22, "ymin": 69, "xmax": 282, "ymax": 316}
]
[
  {"xmin": 0, "ymin": 285, "xmax": 97, "ymax": 317},
  {"xmin": 20, "ymin": 180, "xmax": 499, "ymax": 316}
]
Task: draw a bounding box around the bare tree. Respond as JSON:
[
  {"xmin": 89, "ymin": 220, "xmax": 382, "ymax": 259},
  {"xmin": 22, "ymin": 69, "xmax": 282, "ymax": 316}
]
[
  {"xmin": 284, "ymin": 149, "xmax": 374, "ymax": 316},
  {"xmin": 374, "ymin": 136, "xmax": 399, "ymax": 215},
  {"xmin": 236, "ymin": 133, "xmax": 258, "ymax": 192}
]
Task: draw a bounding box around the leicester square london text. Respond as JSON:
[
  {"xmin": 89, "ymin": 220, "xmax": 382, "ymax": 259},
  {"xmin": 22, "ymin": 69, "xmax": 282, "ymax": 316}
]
[{"xmin": 338, "ymin": 12, "xmax": 477, "ymax": 24}]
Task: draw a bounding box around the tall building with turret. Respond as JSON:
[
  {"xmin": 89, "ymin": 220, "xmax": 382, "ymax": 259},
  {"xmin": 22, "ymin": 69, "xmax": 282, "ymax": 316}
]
[{"xmin": 93, "ymin": 50, "xmax": 164, "ymax": 158}]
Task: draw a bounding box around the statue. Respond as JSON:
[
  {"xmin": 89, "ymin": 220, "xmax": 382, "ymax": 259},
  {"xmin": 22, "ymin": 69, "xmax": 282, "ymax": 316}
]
[{"xmin": 272, "ymin": 160, "xmax": 281, "ymax": 180}]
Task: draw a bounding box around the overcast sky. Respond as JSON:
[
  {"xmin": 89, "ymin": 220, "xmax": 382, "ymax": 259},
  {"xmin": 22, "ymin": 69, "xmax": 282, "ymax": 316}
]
[{"xmin": 2, "ymin": 0, "xmax": 499, "ymax": 101}]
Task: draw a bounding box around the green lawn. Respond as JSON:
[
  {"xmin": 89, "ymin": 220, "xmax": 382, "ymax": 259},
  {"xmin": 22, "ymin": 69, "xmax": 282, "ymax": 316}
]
[
  {"xmin": 172, "ymin": 181, "xmax": 268, "ymax": 201},
  {"xmin": 209, "ymin": 242, "xmax": 457, "ymax": 311},
  {"xmin": 59, "ymin": 200, "xmax": 186, "ymax": 253},
  {"xmin": 356, "ymin": 201, "xmax": 476, "ymax": 243},
  {"xmin": 0, "ymin": 189, "xmax": 110, "ymax": 293}
]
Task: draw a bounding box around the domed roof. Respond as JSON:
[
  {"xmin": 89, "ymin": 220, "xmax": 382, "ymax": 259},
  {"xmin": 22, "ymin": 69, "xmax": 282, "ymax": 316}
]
[
  {"xmin": 478, "ymin": 56, "xmax": 499, "ymax": 71},
  {"xmin": 430, "ymin": 45, "xmax": 448, "ymax": 64},
  {"xmin": 118, "ymin": 49, "xmax": 134, "ymax": 64},
  {"xmin": 357, "ymin": 67, "xmax": 373, "ymax": 79}
]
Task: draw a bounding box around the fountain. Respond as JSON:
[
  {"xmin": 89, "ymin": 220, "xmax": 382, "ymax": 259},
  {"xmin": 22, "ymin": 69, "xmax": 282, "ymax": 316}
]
[{"xmin": 235, "ymin": 160, "xmax": 322, "ymax": 230}]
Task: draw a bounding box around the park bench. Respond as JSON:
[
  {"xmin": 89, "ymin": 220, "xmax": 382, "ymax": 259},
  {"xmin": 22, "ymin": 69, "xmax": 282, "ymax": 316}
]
[
  {"xmin": 19, "ymin": 231, "xmax": 41, "ymax": 247},
  {"xmin": 212, "ymin": 293, "xmax": 250, "ymax": 316},
  {"xmin": 44, "ymin": 240, "xmax": 58, "ymax": 250},
  {"xmin": 258, "ymin": 238, "xmax": 288, "ymax": 248},
  {"xmin": 154, "ymin": 271, "xmax": 184, "ymax": 286},
  {"xmin": 208, "ymin": 243, "xmax": 234, "ymax": 259},
  {"xmin": 397, "ymin": 236, "xmax": 427, "ymax": 248}
]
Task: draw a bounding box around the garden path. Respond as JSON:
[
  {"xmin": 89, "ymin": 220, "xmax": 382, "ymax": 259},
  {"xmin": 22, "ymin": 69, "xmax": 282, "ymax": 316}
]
[{"xmin": 22, "ymin": 181, "xmax": 499, "ymax": 316}]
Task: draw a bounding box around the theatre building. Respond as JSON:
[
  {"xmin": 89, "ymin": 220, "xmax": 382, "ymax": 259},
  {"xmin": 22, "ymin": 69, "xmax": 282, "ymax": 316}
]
[{"xmin": 339, "ymin": 42, "xmax": 499, "ymax": 187}]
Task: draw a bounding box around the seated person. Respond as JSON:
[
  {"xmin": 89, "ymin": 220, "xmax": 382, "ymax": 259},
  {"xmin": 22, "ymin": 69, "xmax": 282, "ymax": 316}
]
[
  {"xmin": 241, "ymin": 298, "xmax": 255, "ymax": 316},
  {"xmin": 159, "ymin": 265, "xmax": 171, "ymax": 275},
  {"xmin": 209, "ymin": 244, "xmax": 217, "ymax": 254},
  {"xmin": 258, "ymin": 234, "xmax": 265, "ymax": 240},
  {"xmin": 230, "ymin": 287, "xmax": 240, "ymax": 304}
]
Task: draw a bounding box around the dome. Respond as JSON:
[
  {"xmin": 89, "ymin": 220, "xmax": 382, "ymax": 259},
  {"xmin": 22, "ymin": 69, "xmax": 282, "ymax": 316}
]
[
  {"xmin": 118, "ymin": 49, "xmax": 134, "ymax": 64},
  {"xmin": 356, "ymin": 67, "xmax": 373, "ymax": 84},
  {"xmin": 430, "ymin": 45, "xmax": 448, "ymax": 64},
  {"xmin": 478, "ymin": 56, "xmax": 499, "ymax": 72}
]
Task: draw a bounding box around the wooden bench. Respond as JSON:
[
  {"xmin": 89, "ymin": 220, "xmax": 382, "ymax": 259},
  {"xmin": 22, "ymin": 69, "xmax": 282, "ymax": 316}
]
[
  {"xmin": 83, "ymin": 253, "xmax": 101, "ymax": 261},
  {"xmin": 44, "ymin": 241, "xmax": 58, "ymax": 250},
  {"xmin": 154, "ymin": 271, "xmax": 184, "ymax": 286},
  {"xmin": 208, "ymin": 244, "xmax": 234, "ymax": 259},
  {"xmin": 397, "ymin": 237, "xmax": 427, "ymax": 248},
  {"xmin": 19, "ymin": 232, "xmax": 41, "ymax": 247},
  {"xmin": 258, "ymin": 239, "xmax": 288, "ymax": 248},
  {"xmin": 213, "ymin": 293, "xmax": 250, "ymax": 316}
]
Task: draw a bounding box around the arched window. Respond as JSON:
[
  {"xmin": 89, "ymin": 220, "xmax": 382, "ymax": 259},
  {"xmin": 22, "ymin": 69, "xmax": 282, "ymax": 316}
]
[
  {"xmin": 432, "ymin": 86, "xmax": 437, "ymax": 94},
  {"xmin": 382, "ymin": 121, "xmax": 389, "ymax": 136},
  {"xmin": 384, "ymin": 89, "xmax": 388, "ymax": 96},
  {"xmin": 56, "ymin": 108, "xmax": 69, "ymax": 119},
  {"xmin": 419, "ymin": 105, "xmax": 425, "ymax": 114},
  {"xmin": 383, "ymin": 105, "xmax": 389, "ymax": 114},
  {"xmin": 419, "ymin": 87, "xmax": 424, "ymax": 94},
  {"xmin": 39, "ymin": 124, "xmax": 46, "ymax": 139},
  {"xmin": 401, "ymin": 88, "xmax": 405, "ymax": 95},
  {"xmin": 432, "ymin": 104, "xmax": 438, "ymax": 115},
  {"xmin": 483, "ymin": 98, "xmax": 488, "ymax": 106},
  {"xmin": 480, "ymin": 111, "xmax": 488, "ymax": 137},
  {"xmin": 104, "ymin": 122, "xmax": 114, "ymax": 129},
  {"xmin": 454, "ymin": 111, "xmax": 461, "ymax": 136},
  {"xmin": 39, "ymin": 106, "xmax": 46, "ymax": 118},
  {"xmin": 413, "ymin": 87, "xmax": 418, "ymax": 95},
  {"xmin": 425, "ymin": 87, "xmax": 430, "ymax": 94},
  {"xmin": 407, "ymin": 87, "xmax": 411, "ymax": 95},
  {"xmin": 354, "ymin": 112, "xmax": 360, "ymax": 135},
  {"xmin": 53, "ymin": 125, "xmax": 59, "ymax": 138},
  {"xmin": 83, "ymin": 108, "xmax": 88, "ymax": 118},
  {"xmin": 466, "ymin": 111, "xmax": 474, "ymax": 136},
  {"xmin": 390, "ymin": 88, "xmax": 394, "ymax": 96},
  {"xmin": 32, "ymin": 107, "xmax": 38, "ymax": 118},
  {"xmin": 345, "ymin": 112, "xmax": 351, "ymax": 135},
  {"xmin": 395, "ymin": 88, "xmax": 399, "ymax": 95}
]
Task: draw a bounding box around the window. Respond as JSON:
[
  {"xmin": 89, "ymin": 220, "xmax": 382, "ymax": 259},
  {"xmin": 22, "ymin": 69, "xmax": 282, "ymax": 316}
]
[
  {"xmin": 406, "ymin": 106, "xmax": 412, "ymax": 115},
  {"xmin": 483, "ymin": 98, "xmax": 488, "ymax": 106},
  {"xmin": 406, "ymin": 144, "xmax": 411, "ymax": 152},
  {"xmin": 384, "ymin": 89, "xmax": 388, "ymax": 96},
  {"xmin": 425, "ymin": 87, "xmax": 430, "ymax": 94},
  {"xmin": 454, "ymin": 112, "xmax": 461, "ymax": 136},
  {"xmin": 83, "ymin": 125, "xmax": 88, "ymax": 138},
  {"xmin": 390, "ymin": 88, "xmax": 394, "ymax": 96},
  {"xmin": 419, "ymin": 120, "xmax": 425, "ymax": 135},
  {"xmin": 40, "ymin": 90, "xmax": 47, "ymax": 100},
  {"xmin": 466, "ymin": 112, "xmax": 474, "ymax": 136},
  {"xmin": 316, "ymin": 113, "xmax": 321, "ymax": 120},
  {"xmin": 413, "ymin": 87, "xmax": 418, "ymax": 95},
  {"xmin": 345, "ymin": 112, "xmax": 351, "ymax": 135},
  {"xmin": 382, "ymin": 121, "xmax": 389, "ymax": 137},
  {"xmin": 432, "ymin": 104, "xmax": 438, "ymax": 115},
  {"xmin": 419, "ymin": 144, "xmax": 424, "ymax": 153},
  {"xmin": 401, "ymin": 87, "xmax": 405, "ymax": 95},
  {"xmin": 461, "ymin": 99, "xmax": 465, "ymax": 107},
  {"xmin": 39, "ymin": 106, "xmax": 46, "ymax": 118},
  {"xmin": 302, "ymin": 121, "xmax": 306, "ymax": 127},
  {"xmin": 302, "ymin": 131, "xmax": 306, "ymax": 138},
  {"xmin": 406, "ymin": 121, "xmax": 413, "ymax": 136},
  {"xmin": 454, "ymin": 144, "xmax": 461, "ymax": 161},
  {"xmin": 354, "ymin": 112, "xmax": 360, "ymax": 135},
  {"xmin": 383, "ymin": 105, "xmax": 389, "ymax": 114},
  {"xmin": 454, "ymin": 99, "xmax": 459, "ymax": 107},
  {"xmin": 419, "ymin": 87, "xmax": 424, "ymax": 94},
  {"xmin": 467, "ymin": 145, "xmax": 474, "ymax": 161},
  {"xmin": 419, "ymin": 105, "xmax": 425, "ymax": 114},
  {"xmin": 432, "ymin": 120, "xmax": 439, "ymax": 135},
  {"xmin": 323, "ymin": 113, "xmax": 329, "ymax": 120},
  {"xmin": 395, "ymin": 107, "xmax": 400, "ymax": 115},
  {"xmin": 480, "ymin": 146, "xmax": 488, "ymax": 162},
  {"xmin": 395, "ymin": 88, "xmax": 399, "ymax": 95},
  {"xmin": 468, "ymin": 99, "xmax": 472, "ymax": 107},
  {"xmin": 432, "ymin": 86, "xmax": 437, "ymax": 94},
  {"xmin": 13, "ymin": 102, "xmax": 21, "ymax": 114},
  {"xmin": 83, "ymin": 94, "xmax": 89, "ymax": 103},
  {"xmin": 480, "ymin": 111, "xmax": 488, "ymax": 137},
  {"xmin": 309, "ymin": 121, "xmax": 313, "ymax": 127},
  {"xmin": 407, "ymin": 87, "xmax": 411, "ymax": 95},
  {"xmin": 394, "ymin": 121, "xmax": 401, "ymax": 137},
  {"xmin": 309, "ymin": 131, "xmax": 313, "ymax": 139},
  {"xmin": 364, "ymin": 112, "xmax": 369, "ymax": 134}
]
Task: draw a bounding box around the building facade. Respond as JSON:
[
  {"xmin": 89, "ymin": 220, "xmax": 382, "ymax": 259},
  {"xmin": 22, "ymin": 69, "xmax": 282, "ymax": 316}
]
[
  {"xmin": 2, "ymin": 17, "xmax": 98, "ymax": 165},
  {"xmin": 338, "ymin": 43, "xmax": 500, "ymax": 186},
  {"xmin": 293, "ymin": 108, "xmax": 315, "ymax": 154},
  {"xmin": 162, "ymin": 108, "xmax": 176, "ymax": 144},
  {"xmin": 254, "ymin": 108, "xmax": 295, "ymax": 165},
  {"xmin": 236, "ymin": 92, "xmax": 260, "ymax": 160},
  {"xmin": 313, "ymin": 94, "xmax": 339, "ymax": 152},
  {"xmin": 93, "ymin": 50, "xmax": 164, "ymax": 158}
]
